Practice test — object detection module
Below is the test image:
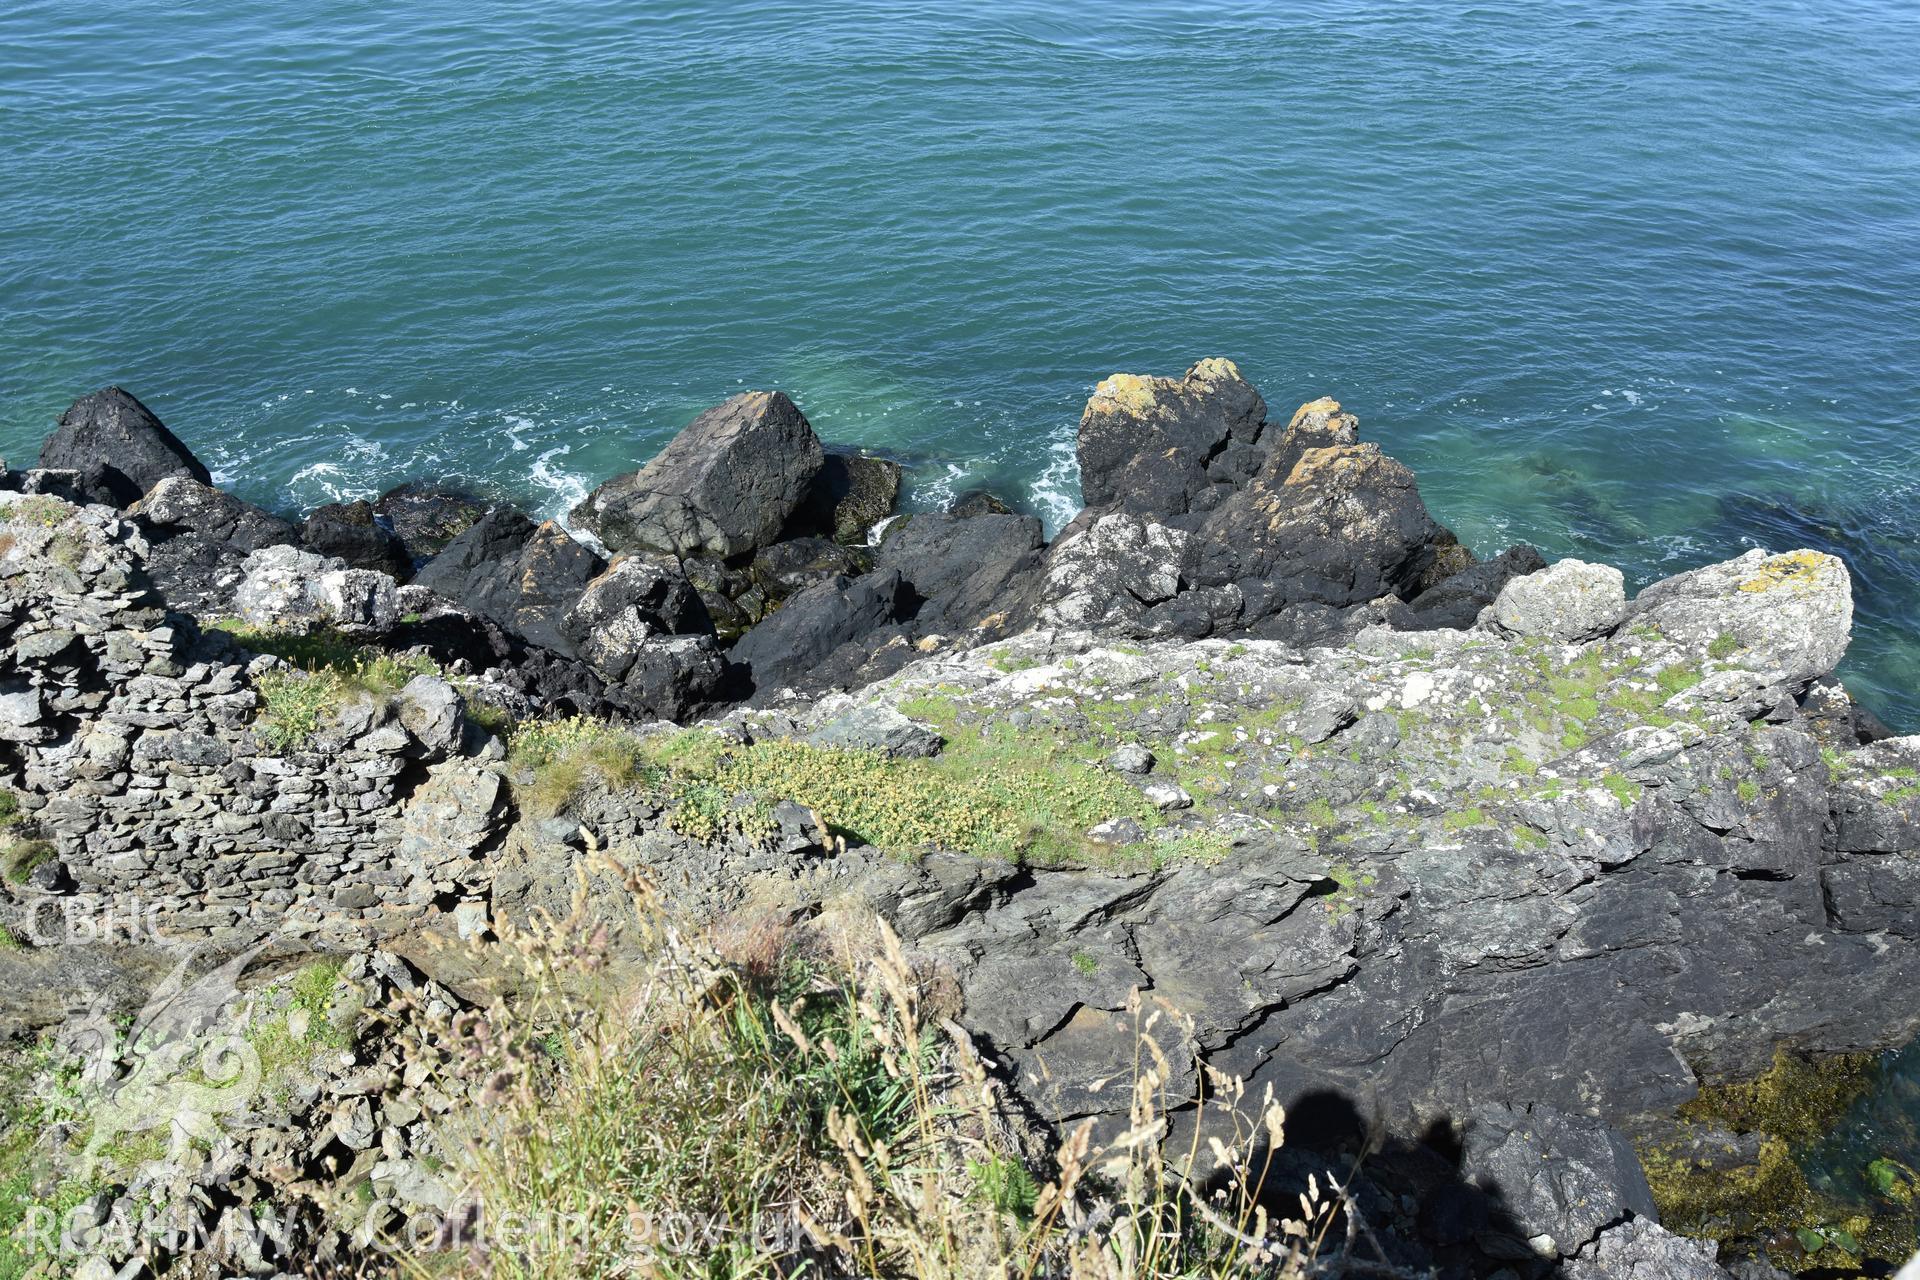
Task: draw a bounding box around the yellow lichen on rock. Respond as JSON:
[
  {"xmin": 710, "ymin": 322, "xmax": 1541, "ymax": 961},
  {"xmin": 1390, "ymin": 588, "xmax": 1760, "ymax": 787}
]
[
  {"xmin": 1288, "ymin": 396, "xmax": 1343, "ymax": 428},
  {"xmin": 1085, "ymin": 372, "xmax": 1163, "ymax": 417},
  {"xmin": 1737, "ymin": 549, "xmax": 1837, "ymax": 594},
  {"xmin": 1186, "ymin": 356, "xmax": 1243, "ymax": 384}
]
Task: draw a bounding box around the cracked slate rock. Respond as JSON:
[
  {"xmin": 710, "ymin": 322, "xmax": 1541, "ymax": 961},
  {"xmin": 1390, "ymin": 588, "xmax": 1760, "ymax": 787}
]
[
  {"xmin": 572, "ymin": 390, "xmax": 824, "ymax": 560},
  {"xmin": 1460, "ymin": 1102, "xmax": 1657, "ymax": 1260}
]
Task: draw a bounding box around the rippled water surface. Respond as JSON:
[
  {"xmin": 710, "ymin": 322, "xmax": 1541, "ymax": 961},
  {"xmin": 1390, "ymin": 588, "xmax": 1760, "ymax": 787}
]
[{"xmin": 3, "ymin": 0, "xmax": 1918, "ymax": 720}]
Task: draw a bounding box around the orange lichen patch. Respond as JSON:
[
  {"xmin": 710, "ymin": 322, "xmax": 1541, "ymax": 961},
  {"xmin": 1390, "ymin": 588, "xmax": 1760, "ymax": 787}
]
[
  {"xmin": 1186, "ymin": 356, "xmax": 1243, "ymax": 384},
  {"xmin": 1737, "ymin": 550, "xmax": 1836, "ymax": 594},
  {"xmin": 1085, "ymin": 372, "xmax": 1166, "ymax": 417},
  {"xmin": 1288, "ymin": 397, "xmax": 1343, "ymax": 428},
  {"xmin": 1282, "ymin": 443, "xmax": 1380, "ymax": 488}
]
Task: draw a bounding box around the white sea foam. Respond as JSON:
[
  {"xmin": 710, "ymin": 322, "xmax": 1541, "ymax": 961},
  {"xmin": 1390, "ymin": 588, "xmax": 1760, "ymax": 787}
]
[
  {"xmin": 531, "ymin": 442, "xmax": 593, "ymax": 530},
  {"xmin": 914, "ymin": 462, "xmax": 970, "ymax": 512},
  {"xmin": 1031, "ymin": 434, "xmax": 1082, "ymax": 535},
  {"xmin": 502, "ymin": 413, "xmax": 536, "ymax": 453}
]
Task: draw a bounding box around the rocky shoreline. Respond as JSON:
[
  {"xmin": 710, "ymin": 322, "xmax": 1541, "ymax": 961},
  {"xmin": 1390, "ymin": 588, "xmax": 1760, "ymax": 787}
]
[{"xmin": 3, "ymin": 365, "xmax": 1918, "ymax": 1277}]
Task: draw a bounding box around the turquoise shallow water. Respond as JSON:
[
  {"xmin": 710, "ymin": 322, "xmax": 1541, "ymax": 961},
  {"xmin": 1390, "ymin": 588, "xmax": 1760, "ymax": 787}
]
[{"xmin": 3, "ymin": 1, "xmax": 1919, "ymax": 725}]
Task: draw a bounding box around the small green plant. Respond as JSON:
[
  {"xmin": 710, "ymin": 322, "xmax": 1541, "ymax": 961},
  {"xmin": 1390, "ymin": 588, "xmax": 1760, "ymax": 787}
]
[
  {"xmin": 254, "ymin": 668, "xmax": 349, "ymax": 753},
  {"xmin": 1441, "ymin": 807, "xmax": 1487, "ymax": 832},
  {"xmin": 249, "ymin": 960, "xmax": 355, "ymax": 1083},
  {"xmin": 0, "ymin": 495, "xmax": 73, "ymax": 529},
  {"xmin": 969, "ymin": 1152, "xmax": 1041, "ymax": 1219},
  {"xmin": 1601, "ymin": 774, "xmax": 1643, "ymax": 807},
  {"xmin": 1708, "ymin": 632, "xmax": 1743, "ymax": 661},
  {"xmin": 1070, "ymin": 950, "xmax": 1098, "ymax": 976},
  {"xmin": 1, "ymin": 839, "xmax": 56, "ymax": 885},
  {"xmin": 1737, "ymin": 779, "xmax": 1760, "ymax": 804}
]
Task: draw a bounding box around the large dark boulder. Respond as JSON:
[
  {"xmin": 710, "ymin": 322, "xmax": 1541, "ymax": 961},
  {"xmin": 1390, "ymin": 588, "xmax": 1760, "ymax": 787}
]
[
  {"xmin": 1185, "ymin": 398, "xmax": 1458, "ymax": 619},
  {"xmin": 571, "ymin": 391, "xmax": 825, "ymax": 559},
  {"xmin": 374, "ymin": 483, "xmax": 493, "ymax": 562},
  {"xmin": 1076, "ymin": 358, "xmax": 1267, "ymax": 518},
  {"xmin": 39, "ymin": 387, "xmax": 210, "ymax": 507},
  {"xmin": 876, "ymin": 511, "xmax": 1044, "ymax": 630},
  {"xmin": 732, "ymin": 570, "xmax": 911, "ymax": 695},
  {"xmin": 562, "ymin": 555, "xmax": 713, "ymax": 681},
  {"xmin": 127, "ymin": 477, "xmax": 299, "ymax": 615},
  {"xmin": 301, "ymin": 500, "xmax": 413, "ymax": 580},
  {"xmin": 800, "ymin": 452, "xmax": 901, "ymax": 544},
  {"xmin": 411, "ymin": 510, "xmax": 604, "ymax": 657}
]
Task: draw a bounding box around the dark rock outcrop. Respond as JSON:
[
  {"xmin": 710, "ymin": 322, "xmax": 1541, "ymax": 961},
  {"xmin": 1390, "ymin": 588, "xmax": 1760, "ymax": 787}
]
[
  {"xmin": 876, "ymin": 511, "xmax": 1045, "ymax": 631},
  {"xmin": 373, "ymin": 483, "xmax": 492, "ymax": 561},
  {"xmin": 1050, "ymin": 371, "xmax": 1467, "ymax": 642},
  {"xmin": 572, "ymin": 391, "xmax": 825, "ymax": 559},
  {"xmin": 411, "ymin": 509, "xmax": 605, "ymax": 658},
  {"xmin": 39, "ymin": 387, "xmax": 210, "ymax": 507},
  {"xmin": 802, "ymin": 452, "xmax": 901, "ymax": 544},
  {"xmin": 732, "ymin": 570, "xmax": 912, "ymax": 695},
  {"xmin": 948, "ymin": 489, "xmax": 1014, "ymax": 518},
  {"xmin": 1076, "ymin": 358, "xmax": 1267, "ymax": 517},
  {"xmin": 1182, "ymin": 397, "xmax": 1458, "ymax": 618},
  {"xmin": 301, "ymin": 499, "xmax": 413, "ymax": 580}
]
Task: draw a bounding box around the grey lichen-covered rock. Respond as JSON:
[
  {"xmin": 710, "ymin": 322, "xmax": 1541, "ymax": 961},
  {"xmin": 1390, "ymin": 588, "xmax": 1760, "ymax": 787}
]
[
  {"xmin": 39, "ymin": 386, "xmax": 210, "ymax": 507},
  {"xmin": 564, "ymin": 554, "xmax": 712, "ymax": 672},
  {"xmin": 393, "ymin": 676, "xmax": 465, "ymax": 760},
  {"xmin": 1033, "ymin": 511, "xmax": 1187, "ymax": 632},
  {"xmin": 1562, "ymin": 1219, "xmax": 1734, "ymax": 1279},
  {"xmin": 127, "ymin": 477, "xmax": 300, "ymax": 616},
  {"xmin": 1405, "ymin": 543, "xmax": 1548, "ymax": 629},
  {"xmin": 571, "ymin": 391, "xmax": 825, "ymax": 559},
  {"xmin": 725, "ymin": 543, "xmax": 1920, "ymax": 1159},
  {"xmin": 806, "ymin": 705, "xmax": 943, "ymax": 758},
  {"xmin": 1489, "ymin": 558, "xmax": 1627, "ymax": 641},
  {"xmin": 233, "ymin": 545, "xmax": 398, "ymax": 636},
  {"xmin": 1624, "ymin": 547, "xmax": 1852, "ymax": 686}
]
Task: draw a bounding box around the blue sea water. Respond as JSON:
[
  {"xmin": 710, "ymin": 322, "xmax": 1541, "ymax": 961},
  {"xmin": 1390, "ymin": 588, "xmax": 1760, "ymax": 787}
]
[{"xmin": 2, "ymin": 0, "xmax": 1918, "ymax": 726}]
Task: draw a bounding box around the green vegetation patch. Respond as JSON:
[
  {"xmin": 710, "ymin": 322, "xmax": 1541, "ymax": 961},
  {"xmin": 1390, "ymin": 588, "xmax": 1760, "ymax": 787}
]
[
  {"xmin": 0, "ymin": 496, "xmax": 75, "ymax": 529},
  {"xmin": 211, "ymin": 621, "xmax": 506, "ymax": 748},
  {"xmin": 510, "ymin": 713, "xmax": 1161, "ymax": 866}
]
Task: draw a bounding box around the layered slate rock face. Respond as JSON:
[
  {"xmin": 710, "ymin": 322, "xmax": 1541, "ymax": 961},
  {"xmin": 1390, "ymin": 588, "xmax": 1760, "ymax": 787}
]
[
  {"xmin": 38, "ymin": 387, "xmax": 212, "ymax": 507},
  {"xmin": 571, "ymin": 390, "xmax": 825, "ymax": 559},
  {"xmin": 717, "ymin": 545, "xmax": 1920, "ymax": 1172}
]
